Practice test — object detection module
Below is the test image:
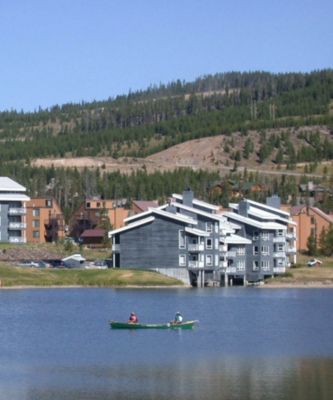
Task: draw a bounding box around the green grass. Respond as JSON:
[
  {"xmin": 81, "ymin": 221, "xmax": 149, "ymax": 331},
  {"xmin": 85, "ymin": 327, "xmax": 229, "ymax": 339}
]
[{"xmin": 0, "ymin": 263, "xmax": 183, "ymax": 288}]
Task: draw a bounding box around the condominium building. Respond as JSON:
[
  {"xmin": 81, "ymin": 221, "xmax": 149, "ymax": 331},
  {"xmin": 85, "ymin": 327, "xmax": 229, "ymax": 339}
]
[
  {"xmin": 109, "ymin": 190, "xmax": 294, "ymax": 287},
  {"xmin": 26, "ymin": 198, "xmax": 65, "ymax": 243},
  {"xmin": 0, "ymin": 177, "xmax": 30, "ymax": 244}
]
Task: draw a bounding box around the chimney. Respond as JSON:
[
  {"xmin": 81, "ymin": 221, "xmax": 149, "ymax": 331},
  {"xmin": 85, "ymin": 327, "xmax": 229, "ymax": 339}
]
[
  {"xmin": 183, "ymin": 188, "xmax": 194, "ymax": 207},
  {"xmin": 238, "ymin": 200, "xmax": 249, "ymax": 217},
  {"xmin": 266, "ymin": 194, "xmax": 281, "ymax": 209}
]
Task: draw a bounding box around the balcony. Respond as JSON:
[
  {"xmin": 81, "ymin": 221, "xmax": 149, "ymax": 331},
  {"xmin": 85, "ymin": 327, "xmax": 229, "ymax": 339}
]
[
  {"xmin": 273, "ymin": 252, "xmax": 285, "ymax": 258},
  {"xmin": 9, "ymin": 236, "xmax": 26, "ymax": 244},
  {"xmin": 188, "ymin": 244, "xmax": 204, "ymax": 252},
  {"xmin": 8, "ymin": 207, "xmax": 26, "ymax": 215},
  {"xmin": 273, "ymin": 236, "xmax": 286, "ymax": 243},
  {"xmin": 188, "ymin": 261, "xmax": 204, "ymax": 269},
  {"xmin": 226, "ymin": 266, "xmax": 237, "ymax": 273},
  {"xmin": 286, "ymin": 232, "xmax": 296, "ymax": 240},
  {"xmin": 227, "ymin": 251, "xmax": 237, "ymax": 258},
  {"xmin": 273, "ymin": 266, "xmax": 286, "ymax": 274},
  {"xmin": 8, "ymin": 222, "xmax": 27, "ymax": 230},
  {"xmin": 219, "ymin": 260, "xmax": 228, "ymax": 268},
  {"xmin": 219, "ymin": 244, "xmax": 228, "ymax": 253},
  {"xmin": 286, "ymin": 246, "xmax": 297, "ymax": 254}
]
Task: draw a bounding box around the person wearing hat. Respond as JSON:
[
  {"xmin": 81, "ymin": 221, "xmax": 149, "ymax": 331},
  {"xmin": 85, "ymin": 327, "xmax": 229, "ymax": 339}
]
[
  {"xmin": 174, "ymin": 311, "xmax": 183, "ymax": 324},
  {"xmin": 128, "ymin": 312, "xmax": 138, "ymax": 323}
]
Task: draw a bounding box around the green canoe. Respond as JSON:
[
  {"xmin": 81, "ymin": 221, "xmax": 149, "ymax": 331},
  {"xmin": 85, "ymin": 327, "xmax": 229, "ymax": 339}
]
[{"xmin": 110, "ymin": 320, "xmax": 198, "ymax": 330}]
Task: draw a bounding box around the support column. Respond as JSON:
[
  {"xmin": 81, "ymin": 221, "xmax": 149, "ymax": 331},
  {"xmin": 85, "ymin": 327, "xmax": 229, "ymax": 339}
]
[{"xmin": 224, "ymin": 273, "xmax": 228, "ymax": 287}]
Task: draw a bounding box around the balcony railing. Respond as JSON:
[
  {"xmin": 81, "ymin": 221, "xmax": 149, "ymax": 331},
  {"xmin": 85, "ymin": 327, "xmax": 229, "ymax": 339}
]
[
  {"xmin": 8, "ymin": 222, "xmax": 27, "ymax": 230},
  {"xmin": 286, "ymin": 247, "xmax": 297, "ymax": 254},
  {"xmin": 273, "ymin": 266, "xmax": 286, "ymax": 274},
  {"xmin": 188, "ymin": 244, "xmax": 204, "ymax": 252},
  {"xmin": 8, "ymin": 207, "xmax": 26, "ymax": 215},
  {"xmin": 219, "ymin": 260, "xmax": 228, "ymax": 268},
  {"xmin": 286, "ymin": 232, "xmax": 296, "ymax": 240},
  {"xmin": 273, "ymin": 236, "xmax": 286, "ymax": 243},
  {"xmin": 227, "ymin": 251, "xmax": 237, "ymax": 258},
  {"xmin": 188, "ymin": 261, "xmax": 204, "ymax": 269},
  {"xmin": 219, "ymin": 244, "xmax": 228, "ymax": 253},
  {"xmin": 9, "ymin": 236, "xmax": 26, "ymax": 244},
  {"xmin": 273, "ymin": 252, "xmax": 285, "ymax": 258}
]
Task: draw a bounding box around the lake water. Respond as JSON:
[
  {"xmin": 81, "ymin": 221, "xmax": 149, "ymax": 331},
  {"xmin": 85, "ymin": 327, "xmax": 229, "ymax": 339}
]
[{"xmin": 0, "ymin": 287, "xmax": 332, "ymax": 400}]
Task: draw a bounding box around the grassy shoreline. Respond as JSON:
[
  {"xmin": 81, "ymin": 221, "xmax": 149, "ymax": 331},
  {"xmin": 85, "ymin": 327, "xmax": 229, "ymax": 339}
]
[{"xmin": 0, "ymin": 263, "xmax": 183, "ymax": 288}]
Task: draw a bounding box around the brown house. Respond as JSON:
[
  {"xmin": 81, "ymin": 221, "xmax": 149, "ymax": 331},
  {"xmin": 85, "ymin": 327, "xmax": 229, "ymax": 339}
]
[
  {"xmin": 80, "ymin": 228, "xmax": 106, "ymax": 247},
  {"xmin": 69, "ymin": 198, "xmax": 130, "ymax": 239},
  {"xmin": 289, "ymin": 205, "xmax": 333, "ymax": 251},
  {"xmin": 26, "ymin": 198, "xmax": 65, "ymax": 243}
]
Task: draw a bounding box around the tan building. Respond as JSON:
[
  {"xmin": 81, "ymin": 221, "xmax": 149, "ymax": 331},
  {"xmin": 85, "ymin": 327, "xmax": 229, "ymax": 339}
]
[
  {"xmin": 26, "ymin": 198, "xmax": 65, "ymax": 243},
  {"xmin": 69, "ymin": 198, "xmax": 130, "ymax": 238},
  {"xmin": 289, "ymin": 205, "xmax": 333, "ymax": 251}
]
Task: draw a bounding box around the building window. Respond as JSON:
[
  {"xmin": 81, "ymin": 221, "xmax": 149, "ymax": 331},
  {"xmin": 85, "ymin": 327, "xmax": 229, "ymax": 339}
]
[
  {"xmin": 33, "ymin": 231, "xmax": 40, "ymax": 238},
  {"xmin": 206, "ymin": 255, "xmax": 212, "ymax": 266},
  {"xmin": 253, "ymin": 246, "xmax": 259, "ymax": 255},
  {"xmin": 215, "ymin": 254, "xmax": 219, "ymax": 267},
  {"xmin": 237, "ymin": 260, "xmax": 245, "ymax": 270},
  {"xmin": 237, "ymin": 247, "xmax": 245, "ymax": 256},
  {"xmin": 45, "ymin": 199, "xmax": 52, "ymax": 207},
  {"xmin": 215, "ymin": 223, "xmax": 219, "ymax": 234},
  {"xmin": 32, "ymin": 220, "xmax": 40, "ymax": 228},
  {"xmin": 206, "ymin": 222, "xmax": 213, "ymax": 232},
  {"xmin": 179, "ymin": 254, "xmax": 186, "ymax": 266},
  {"xmin": 261, "ymin": 232, "xmax": 270, "ymax": 240},
  {"xmin": 276, "ymin": 229, "xmax": 284, "ymax": 237},
  {"xmin": 261, "ymin": 260, "xmax": 270, "ymax": 271},
  {"xmin": 32, "ymin": 208, "xmax": 40, "ymax": 217},
  {"xmin": 253, "ymin": 231, "xmax": 259, "ymax": 240},
  {"xmin": 206, "ymin": 238, "xmax": 212, "ymax": 249},
  {"xmin": 179, "ymin": 230, "xmax": 186, "ymax": 249},
  {"xmin": 276, "ymin": 243, "xmax": 284, "ymax": 252},
  {"xmin": 215, "ymin": 238, "xmax": 219, "ymax": 250},
  {"xmin": 253, "ymin": 261, "xmax": 259, "ymax": 271},
  {"xmin": 86, "ymin": 202, "xmax": 91, "ymax": 208},
  {"xmin": 311, "ymin": 216, "xmax": 315, "ymax": 225},
  {"xmin": 261, "ymin": 245, "xmax": 270, "ymax": 255}
]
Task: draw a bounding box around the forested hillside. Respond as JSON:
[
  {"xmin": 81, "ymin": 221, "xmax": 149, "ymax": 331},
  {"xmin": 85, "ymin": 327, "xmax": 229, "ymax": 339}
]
[
  {"xmin": 1, "ymin": 70, "xmax": 333, "ymax": 161},
  {"xmin": 1, "ymin": 70, "xmax": 333, "ymax": 217}
]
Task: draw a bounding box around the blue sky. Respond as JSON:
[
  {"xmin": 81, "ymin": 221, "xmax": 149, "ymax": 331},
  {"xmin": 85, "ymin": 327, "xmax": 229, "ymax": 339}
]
[{"xmin": 1, "ymin": 0, "xmax": 332, "ymax": 112}]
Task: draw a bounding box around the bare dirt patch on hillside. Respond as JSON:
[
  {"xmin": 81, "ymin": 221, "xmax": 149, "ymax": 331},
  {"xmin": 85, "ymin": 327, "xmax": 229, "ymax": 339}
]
[{"xmin": 32, "ymin": 125, "xmax": 332, "ymax": 176}]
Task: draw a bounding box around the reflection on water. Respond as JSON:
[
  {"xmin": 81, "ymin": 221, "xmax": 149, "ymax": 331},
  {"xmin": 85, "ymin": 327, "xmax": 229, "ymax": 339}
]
[
  {"xmin": 2, "ymin": 358, "xmax": 333, "ymax": 400},
  {"xmin": 0, "ymin": 288, "xmax": 332, "ymax": 400}
]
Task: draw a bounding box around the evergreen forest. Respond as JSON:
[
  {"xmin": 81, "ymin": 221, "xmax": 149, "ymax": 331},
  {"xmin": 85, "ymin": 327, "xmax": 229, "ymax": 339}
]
[{"xmin": 1, "ymin": 70, "xmax": 333, "ymax": 218}]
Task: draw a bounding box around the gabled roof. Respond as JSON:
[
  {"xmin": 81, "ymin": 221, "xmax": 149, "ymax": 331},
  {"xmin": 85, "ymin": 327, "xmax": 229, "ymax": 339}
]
[
  {"xmin": 229, "ymin": 203, "xmax": 296, "ymax": 226},
  {"xmin": 125, "ymin": 204, "xmax": 168, "ymax": 223},
  {"xmin": 80, "ymin": 228, "xmax": 105, "ymax": 238},
  {"xmin": 223, "ymin": 211, "xmax": 287, "ymax": 230},
  {"xmin": 172, "ymin": 193, "xmax": 220, "ymax": 212},
  {"xmin": 0, "ymin": 177, "xmax": 27, "ymax": 192},
  {"xmin": 223, "ymin": 234, "xmax": 252, "ymax": 245},
  {"xmin": 108, "ymin": 216, "xmax": 155, "ymax": 237},
  {"xmin": 290, "ymin": 205, "xmax": 333, "ymax": 223},
  {"xmin": 243, "ymin": 198, "xmax": 290, "ymax": 218},
  {"xmin": 185, "ymin": 227, "xmax": 210, "ymax": 237},
  {"xmin": 171, "ymin": 201, "xmax": 224, "ymax": 222},
  {"xmin": 0, "ymin": 194, "xmax": 30, "ymax": 201},
  {"xmin": 125, "ymin": 206, "xmax": 197, "ymax": 226}
]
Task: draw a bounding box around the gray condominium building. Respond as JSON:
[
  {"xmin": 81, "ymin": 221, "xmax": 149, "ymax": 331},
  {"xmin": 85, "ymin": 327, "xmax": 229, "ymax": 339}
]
[
  {"xmin": 108, "ymin": 190, "xmax": 296, "ymax": 287},
  {"xmin": 0, "ymin": 177, "xmax": 30, "ymax": 244}
]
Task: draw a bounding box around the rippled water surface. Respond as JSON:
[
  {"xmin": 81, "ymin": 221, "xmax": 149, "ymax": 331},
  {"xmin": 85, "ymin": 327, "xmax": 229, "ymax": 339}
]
[{"xmin": 0, "ymin": 287, "xmax": 332, "ymax": 399}]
